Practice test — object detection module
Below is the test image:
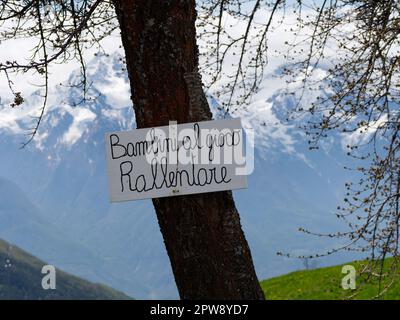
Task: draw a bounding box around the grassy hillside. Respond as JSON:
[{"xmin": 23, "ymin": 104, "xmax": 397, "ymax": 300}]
[
  {"xmin": 0, "ymin": 239, "xmax": 131, "ymax": 300},
  {"xmin": 261, "ymin": 258, "xmax": 400, "ymax": 300}
]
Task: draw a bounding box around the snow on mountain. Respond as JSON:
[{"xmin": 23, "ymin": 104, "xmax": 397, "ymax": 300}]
[{"xmin": 0, "ymin": 52, "xmax": 360, "ymax": 299}]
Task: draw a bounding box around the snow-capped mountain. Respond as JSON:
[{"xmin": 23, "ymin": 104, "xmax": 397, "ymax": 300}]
[{"xmin": 0, "ymin": 52, "xmax": 360, "ymax": 299}]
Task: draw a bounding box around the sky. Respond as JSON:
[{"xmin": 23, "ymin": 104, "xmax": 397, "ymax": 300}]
[
  {"xmin": 0, "ymin": 31, "xmax": 124, "ymax": 101},
  {"xmin": 0, "ymin": 3, "xmax": 320, "ymax": 102}
]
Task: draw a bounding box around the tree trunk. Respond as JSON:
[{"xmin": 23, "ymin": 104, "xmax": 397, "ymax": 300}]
[{"xmin": 112, "ymin": 0, "xmax": 264, "ymax": 300}]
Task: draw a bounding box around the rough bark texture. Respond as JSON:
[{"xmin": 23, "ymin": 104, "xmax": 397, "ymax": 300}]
[{"xmin": 112, "ymin": 0, "xmax": 264, "ymax": 300}]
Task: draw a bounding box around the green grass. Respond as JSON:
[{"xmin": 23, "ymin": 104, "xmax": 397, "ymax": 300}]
[
  {"xmin": 261, "ymin": 258, "xmax": 400, "ymax": 300},
  {"xmin": 0, "ymin": 239, "xmax": 132, "ymax": 300}
]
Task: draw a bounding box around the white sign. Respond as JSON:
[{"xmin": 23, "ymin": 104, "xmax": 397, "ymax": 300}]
[{"xmin": 105, "ymin": 118, "xmax": 247, "ymax": 202}]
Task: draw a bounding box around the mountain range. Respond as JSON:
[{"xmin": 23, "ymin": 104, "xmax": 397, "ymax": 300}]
[{"xmin": 0, "ymin": 52, "xmax": 363, "ymax": 299}]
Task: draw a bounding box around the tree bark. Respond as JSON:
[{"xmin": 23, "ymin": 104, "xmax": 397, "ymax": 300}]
[{"xmin": 112, "ymin": 0, "xmax": 264, "ymax": 300}]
